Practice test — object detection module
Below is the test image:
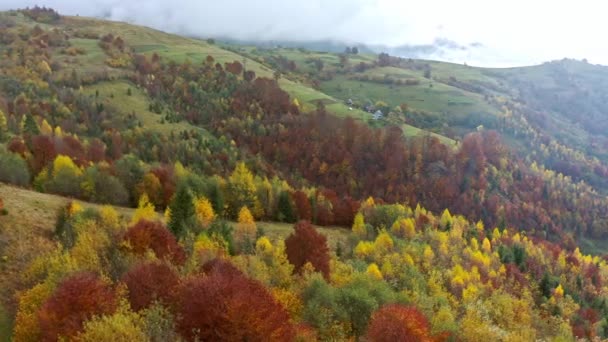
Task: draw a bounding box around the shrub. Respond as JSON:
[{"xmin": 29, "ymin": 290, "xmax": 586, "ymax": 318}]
[
  {"xmin": 38, "ymin": 272, "xmax": 117, "ymax": 340},
  {"xmin": 124, "ymin": 220, "xmax": 186, "ymax": 265},
  {"xmin": 0, "ymin": 149, "xmax": 30, "ymax": 186},
  {"xmin": 285, "ymin": 221, "xmax": 330, "ymax": 279},
  {"xmin": 172, "ymin": 259, "xmax": 295, "ymax": 341},
  {"xmin": 122, "ymin": 261, "xmax": 179, "ymax": 311},
  {"xmin": 366, "ymin": 304, "xmax": 445, "ymax": 342}
]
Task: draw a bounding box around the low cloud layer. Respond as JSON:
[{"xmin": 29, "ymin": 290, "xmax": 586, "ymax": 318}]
[{"xmin": 1, "ymin": 0, "xmax": 607, "ymax": 67}]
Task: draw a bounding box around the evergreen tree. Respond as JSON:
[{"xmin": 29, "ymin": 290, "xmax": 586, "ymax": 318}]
[
  {"xmin": 0, "ymin": 109, "xmax": 7, "ymax": 141},
  {"xmin": 208, "ymin": 180, "xmax": 224, "ymax": 216},
  {"xmin": 168, "ymin": 184, "xmax": 194, "ymax": 237},
  {"xmin": 23, "ymin": 113, "xmax": 39, "ymax": 135},
  {"xmin": 277, "ymin": 190, "xmax": 295, "ymax": 223}
]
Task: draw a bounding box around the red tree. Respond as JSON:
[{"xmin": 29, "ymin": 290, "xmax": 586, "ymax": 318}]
[
  {"xmin": 123, "ymin": 220, "xmax": 186, "ymax": 265},
  {"xmin": 56, "ymin": 135, "xmax": 87, "ymax": 166},
  {"xmin": 572, "ymin": 307, "xmax": 600, "ymax": 340},
  {"xmin": 150, "ymin": 166, "xmax": 176, "ymax": 208},
  {"xmin": 37, "ymin": 272, "xmax": 117, "ymax": 341},
  {"xmin": 225, "ymin": 61, "xmax": 243, "ymax": 75},
  {"xmin": 30, "ymin": 134, "xmax": 57, "ymax": 174},
  {"xmin": 285, "ymin": 220, "xmax": 330, "ymax": 279},
  {"xmin": 122, "ymin": 261, "xmax": 179, "ymax": 311},
  {"xmin": 366, "ymin": 304, "xmax": 446, "ymax": 342},
  {"xmin": 87, "ymin": 138, "xmax": 107, "ymax": 163},
  {"xmin": 292, "ymin": 190, "xmax": 312, "ymax": 221},
  {"xmin": 8, "ymin": 137, "xmax": 27, "ymax": 156},
  {"xmin": 172, "ymin": 259, "xmax": 295, "ymax": 341}
]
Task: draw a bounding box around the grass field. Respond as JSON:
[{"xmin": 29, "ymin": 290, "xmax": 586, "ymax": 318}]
[
  {"xmin": 320, "ymin": 72, "xmax": 497, "ymax": 122},
  {"xmin": 55, "ymin": 16, "xmax": 367, "ymax": 128},
  {"xmin": 81, "ymin": 80, "xmax": 208, "ymax": 135}
]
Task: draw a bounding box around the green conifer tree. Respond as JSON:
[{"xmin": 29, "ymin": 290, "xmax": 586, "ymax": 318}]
[
  {"xmin": 168, "ymin": 184, "xmax": 194, "ymax": 237},
  {"xmin": 277, "ymin": 191, "xmax": 296, "ymax": 223}
]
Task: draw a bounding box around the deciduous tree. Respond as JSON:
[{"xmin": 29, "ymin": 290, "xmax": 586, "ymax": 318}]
[
  {"xmin": 38, "ymin": 272, "xmax": 118, "ymax": 340},
  {"xmin": 124, "ymin": 220, "xmax": 186, "ymax": 265},
  {"xmin": 122, "ymin": 261, "xmax": 179, "ymax": 311},
  {"xmin": 285, "ymin": 221, "xmax": 330, "ymax": 279},
  {"xmin": 366, "ymin": 304, "xmax": 443, "ymax": 342},
  {"xmin": 172, "ymin": 259, "xmax": 295, "ymax": 341}
]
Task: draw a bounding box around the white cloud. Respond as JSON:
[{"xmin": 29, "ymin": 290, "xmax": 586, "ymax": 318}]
[{"xmin": 1, "ymin": 0, "xmax": 607, "ymax": 67}]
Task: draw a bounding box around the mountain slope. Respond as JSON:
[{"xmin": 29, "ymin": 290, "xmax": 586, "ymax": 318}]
[{"xmin": 237, "ymin": 45, "xmax": 608, "ymax": 196}]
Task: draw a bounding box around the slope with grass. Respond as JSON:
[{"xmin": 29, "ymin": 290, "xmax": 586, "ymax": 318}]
[{"xmin": 0, "ymin": 182, "xmax": 351, "ymax": 340}]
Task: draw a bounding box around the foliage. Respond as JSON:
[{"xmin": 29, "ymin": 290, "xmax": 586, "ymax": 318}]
[
  {"xmin": 123, "ymin": 220, "xmax": 186, "ymax": 265},
  {"xmin": 171, "ymin": 259, "xmax": 295, "ymax": 341},
  {"xmin": 47, "ymin": 155, "xmax": 82, "ymax": 197},
  {"xmin": 75, "ymin": 304, "xmax": 148, "ymax": 342},
  {"xmin": 0, "ymin": 148, "xmax": 30, "ymax": 186},
  {"xmin": 234, "ymin": 206, "xmax": 256, "ymax": 253},
  {"xmin": 130, "ymin": 194, "xmax": 157, "ymax": 226},
  {"xmin": 7, "ymin": 10, "xmax": 608, "ymax": 341},
  {"xmin": 167, "ymin": 183, "xmax": 195, "ymax": 237},
  {"xmin": 277, "ymin": 190, "xmax": 296, "ymax": 223},
  {"xmin": 285, "ymin": 221, "xmax": 330, "ymax": 279},
  {"xmin": 37, "ymin": 272, "xmax": 118, "ymax": 340},
  {"xmin": 122, "ymin": 261, "xmax": 179, "ymax": 311},
  {"xmin": 194, "ymin": 196, "xmax": 215, "ymax": 228},
  {"xmin": 366, "ymin": 304, "xmax": 444, "ymax": 342},
  {"xmin": 225, "ymin": 162, "xmax": 258, "ymax": 219}
]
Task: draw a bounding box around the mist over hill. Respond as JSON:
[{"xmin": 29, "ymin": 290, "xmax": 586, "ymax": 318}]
[{"xmin": 1, "ymin": 0, "xmax": 607, "ymax": 67}]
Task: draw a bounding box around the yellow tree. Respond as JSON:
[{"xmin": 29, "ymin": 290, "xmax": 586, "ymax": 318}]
[
  {"xmin": 136, "ymin": 172, "xmax": 163, "ymax": 208},
  {"xmin": 391, "ymin": 218, "xmax": 416, "ymax": 239},
  {"xmin": 0, "ymin": 109, "xmax": 7, "ymax": 140},
  {"xmin": 440, "ymin": 209, "xmax": 452, "ymax": 229},
  {"xmin": 76, "ymin": 303, "xmax": 147, "ymax": 341},
  {"xmin": 99, "ymin": 205, "xmax": 121, "ymax": 235},
  {"xmin": 373, "ymin": 230, "xmax": 394, "ymax": 258},
  {"xmin": 40, "ymin": 119, "xmax": 53, "ymax": 136},
  {"xmin": 49, "ymin": 155, "xmax": 83, "ymax": 196},
  {"xmin": 53, "ymin": 155, "xmax": 82, "ymax": 178},
  {"xmin": 70, "ymin": 220, "xmax": 111, "ymax": 273},
  {"xmin": 13, "ymin": 282, "xmax": 54, "ymax": 341},
  {"xmin": 235, "ymin": 206, "xmax": 257, "ymax": 252},
  {"xmin": 366, "ymin": 263, "xmax": 383, "ymax": 280},
  {"xmin": 53, "ymin": 126, "xmax": 63, "ymax": 137},
  {"xmin": 254, "ymin": 237, "xmax": 294, "ymax": 288},
  {"xmin": 481, "ymin": 237, "xmax": 492, "ymax": 254},
  {"xmin": 194, "ymin": 196, "xmax": 215, "ymax": 228},
  {"xmin": 352, "ymin": 212, "xmax": 366, "ymax": 238},
  {"xmin": 130, "ymin": 194, "xmax": 157, "ymax": 225},
  {"xmin": 226, "ymin": 162, "xmax": 258, "ymax": 218},
  {"xmin": 422, "ymin": 245, "xmax": 435, "ymax": 270}
]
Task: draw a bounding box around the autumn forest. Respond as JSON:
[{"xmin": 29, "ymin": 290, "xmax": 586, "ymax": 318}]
[{"xmin": 2, "ymin": 7, "xmax": 608, "ymax": 341}]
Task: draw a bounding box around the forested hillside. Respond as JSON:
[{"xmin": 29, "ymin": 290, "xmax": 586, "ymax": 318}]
[{"xmin": 2, "ymin": 7, "xmax": 608, "ymax": 341}]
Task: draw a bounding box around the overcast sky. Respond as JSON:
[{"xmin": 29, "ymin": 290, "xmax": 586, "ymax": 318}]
[{"xmin": 1, "ymin": 0, "xmax": 606, "ymax": 67}]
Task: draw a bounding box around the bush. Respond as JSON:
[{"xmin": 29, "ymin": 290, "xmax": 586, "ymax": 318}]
[
  {"xmin": 122, "ymin": 261, "xmax": 179, "ymax": 311},
  {"xmin": 366, "ymin": 304, "xmax": 444, "ymax": 342},
  {"xmin": 124, "ymin": 220, "xmax": 186, "ymax": 265},
  {"xmin": 38, "ymin": 272, "xmax": 117, "ymax": 340},
  {"xmin": 172, "ymin": 259, "xmax": 295, "ymax": 341},
  {"xmin": 0, "ymin": 149, "xmax": 30, "ymax": 186},
  {"xmin": 285, "ymin": 221, "xmax": 330, "ymax": 279},
  {"xmin": 82, "ymin": 166, "xmax": 129, "ymax": 205}
]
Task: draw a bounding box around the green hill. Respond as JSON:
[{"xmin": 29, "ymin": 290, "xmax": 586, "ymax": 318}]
[{"xmin": 5, "ymin": 7, "xmax": 608, "ymax": 341}]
